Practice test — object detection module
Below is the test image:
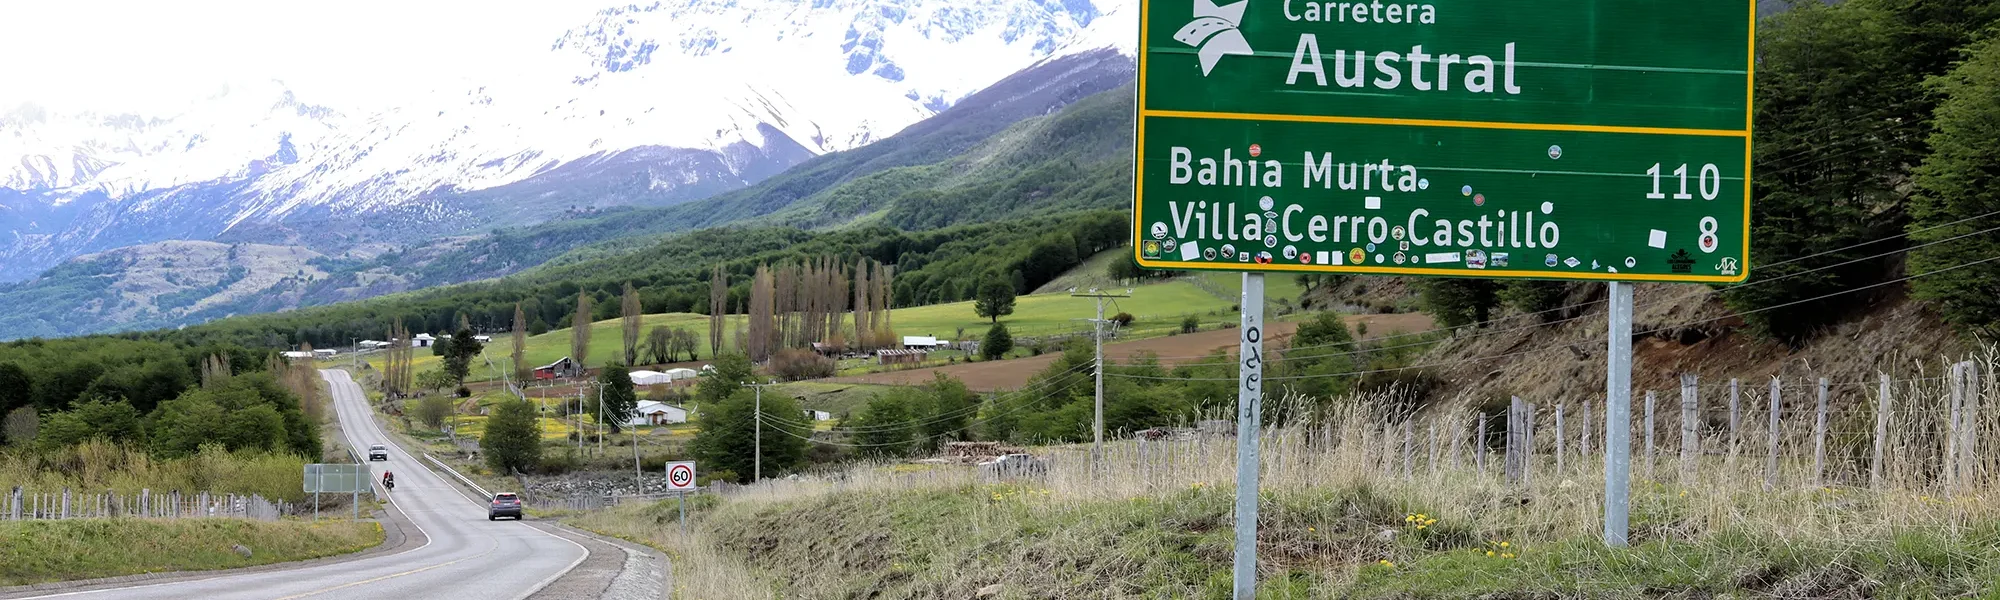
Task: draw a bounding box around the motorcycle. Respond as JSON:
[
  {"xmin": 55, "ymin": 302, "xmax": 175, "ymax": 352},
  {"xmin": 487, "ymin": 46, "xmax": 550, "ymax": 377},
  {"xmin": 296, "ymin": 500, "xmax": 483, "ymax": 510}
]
[{"xmin": 383, "ymin": 478, "xmax": 396, "ymax": 491}]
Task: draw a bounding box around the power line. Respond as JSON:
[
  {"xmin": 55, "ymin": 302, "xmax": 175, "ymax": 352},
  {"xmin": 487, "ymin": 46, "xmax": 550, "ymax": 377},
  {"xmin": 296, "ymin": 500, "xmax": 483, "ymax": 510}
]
[
  {"xmin": 1148, "ymin": 214, "xmax": 2000, "ymax": 368},
  {"xmin": 1108, "ymin": 251, "xmax": 2000, "ymax": 383}
]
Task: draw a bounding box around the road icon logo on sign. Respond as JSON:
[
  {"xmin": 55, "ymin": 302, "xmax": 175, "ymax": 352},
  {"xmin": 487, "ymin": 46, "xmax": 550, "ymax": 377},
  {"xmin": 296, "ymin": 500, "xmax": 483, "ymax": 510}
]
[
  {"xmin": 1667, "ymin": 249, "xmax": 1695, "ymax": 274},
  {"xmin": 1173, "ymin": 0, "xmax": 1252, "ymax": 76}
]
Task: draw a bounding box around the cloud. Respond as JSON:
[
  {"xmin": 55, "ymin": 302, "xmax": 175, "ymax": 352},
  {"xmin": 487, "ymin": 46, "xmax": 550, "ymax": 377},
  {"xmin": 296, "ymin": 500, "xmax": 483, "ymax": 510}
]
[{"xmin": 0, "ymin": 0, "xmax": 590, "ymax": 113}]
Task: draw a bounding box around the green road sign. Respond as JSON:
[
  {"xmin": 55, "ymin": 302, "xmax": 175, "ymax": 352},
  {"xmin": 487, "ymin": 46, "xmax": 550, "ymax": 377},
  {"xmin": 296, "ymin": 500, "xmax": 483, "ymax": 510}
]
[
  {"xmin": 1134, "ymin": 0, "xmax": 1754, "ymax": 282},
  {"xmin": 304, "ymin": 464, "xmax": 370, "ymax": 493}
]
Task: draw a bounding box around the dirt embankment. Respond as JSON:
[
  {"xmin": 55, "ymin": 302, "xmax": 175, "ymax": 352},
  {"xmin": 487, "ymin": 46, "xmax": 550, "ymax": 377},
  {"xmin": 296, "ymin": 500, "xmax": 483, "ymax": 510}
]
[{"xmin": 1398, "ymin": 282, "xmax": 1967, "ymax": 410}]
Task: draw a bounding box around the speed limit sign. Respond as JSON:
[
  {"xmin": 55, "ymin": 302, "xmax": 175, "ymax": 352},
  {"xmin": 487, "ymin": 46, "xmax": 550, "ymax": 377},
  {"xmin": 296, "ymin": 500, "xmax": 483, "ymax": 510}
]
[{"xmin": 665, "ymin": 461, "xmax": 696, "ymax": 491}]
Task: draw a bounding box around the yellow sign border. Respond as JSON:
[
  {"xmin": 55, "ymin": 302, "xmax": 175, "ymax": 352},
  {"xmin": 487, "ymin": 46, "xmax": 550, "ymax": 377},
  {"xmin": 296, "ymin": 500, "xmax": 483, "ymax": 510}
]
[{"xmin": 1130, "ymin": 0, "xmax": 1757, "ymax": 285}]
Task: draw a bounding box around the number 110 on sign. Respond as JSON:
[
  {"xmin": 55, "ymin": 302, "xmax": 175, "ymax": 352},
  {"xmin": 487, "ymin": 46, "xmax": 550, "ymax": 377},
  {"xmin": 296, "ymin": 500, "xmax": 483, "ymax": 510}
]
[{"xmin": 1646, "ymin": 163, "xmax": 1722, "ymax": 201}]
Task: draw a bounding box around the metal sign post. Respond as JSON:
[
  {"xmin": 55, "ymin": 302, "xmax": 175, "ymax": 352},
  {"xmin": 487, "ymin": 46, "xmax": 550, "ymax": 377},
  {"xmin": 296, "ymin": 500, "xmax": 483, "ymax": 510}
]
[
  {"xmin": 1603, "ymin": 282, "xmax": 1634, "ymax": 546},
  {"xmin": 1231, "ymin": 273, "xmax": 1263, "ymax": 597},
  {"xmin": 1132, "ymin": 1, "xmax": 1755, "ymax": 587},
  {"xmin": 666, "ymin": 461, "xmax": 697, "ymax": 536}
]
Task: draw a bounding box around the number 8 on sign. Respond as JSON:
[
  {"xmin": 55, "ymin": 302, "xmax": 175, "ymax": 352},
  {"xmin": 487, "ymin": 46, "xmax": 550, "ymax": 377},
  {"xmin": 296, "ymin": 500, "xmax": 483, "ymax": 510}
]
[{"xmin": 1697, "ymin": 217, "xmax": 1719, "ymax": 254}]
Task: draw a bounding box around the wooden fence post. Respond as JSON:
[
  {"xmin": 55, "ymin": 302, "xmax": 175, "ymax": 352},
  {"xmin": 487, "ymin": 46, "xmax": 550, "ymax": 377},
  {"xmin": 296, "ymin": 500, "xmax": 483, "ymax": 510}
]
[
  {"xmin": 1451, "ymin": 416, "xmax": 1464, "ymax": 470},
  {"xmin": 1427, "ymin": 423, "xmax": 1438, "ymax": 475},
  {"xmin": 1728, "ymin": 378, "xmax": 1741, "ymax": 468},
  {"xmin": 1402, "ymin": 419, "xmax": 1414, "ymax": 479},
  {"xmin": 1766, "ymin": 378, "xmax": 1781, "ymax": 491},
  {"xmin": 140, "ymin": 489, "xmax": 150, "ymax": 518},
  {"xmin": 1582, "ymin": 400, "xmax": 1594, "ymax": 458},
  {"xmin": 1381, "ymin": 422, "xmax": 1395, "ymax": 476},
  {"xmin": 61, "ymin": 488, "xmax": 69, "ymax": 520},
  {"xmin": 1872, "ymin": 373, "xmax": 1890, "ymax": 489},
  {"xmin": 10, "ymin": 486, "xmax": 20, "ymax": 521},
  {"xmin": 1476, "ymin": 413, "xmax": 1488, "ymax": 476},
  {"xmin": 1505, "ymin": 397, "xmax": 1523, "ymax": 484},
  {"xmin": 1962, "ymin": 361, "xmax": 1981, "ymax": 489},
  {"xmin": 1556, "ymin": 403, "xmax": 1567, "ymax": 475},
  {"xmin": 1681, "ymin": 374, "xmax": 1699, "ymax": 481},
  {"xmin": 1644, "ymin": 391, "xmax": 1656, "ymax": 481},
  {"xmin": 1948, "ymin": 362, "xmax": 1963, "ymax": 494},
  {"xmin": 1524, "ymin": 400, "xmax": 1536, "ymax": 486},
  {"xmin": 1813, "ymin": 377, "xmax": 1830, "ymax": 487}
]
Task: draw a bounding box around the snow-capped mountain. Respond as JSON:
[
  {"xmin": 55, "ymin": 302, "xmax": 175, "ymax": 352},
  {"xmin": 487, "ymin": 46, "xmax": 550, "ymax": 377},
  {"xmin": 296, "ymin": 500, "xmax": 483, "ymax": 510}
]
[{"xmin": 0, "ymin": 0, "xmax": 1131, "ymax": 281}]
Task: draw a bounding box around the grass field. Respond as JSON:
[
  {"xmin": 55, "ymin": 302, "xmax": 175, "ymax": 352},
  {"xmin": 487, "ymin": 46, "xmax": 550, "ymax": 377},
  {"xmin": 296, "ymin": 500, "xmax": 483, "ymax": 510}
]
[
  {"xmin": 333, "ymin": 279, "xmax": 1239, "ymax": 384},
  {"xmin": 0, "ymin": 518, "xmax": 382, "ymax": 586},
  {"xmin": 775, "ymin": 381, "xmax": 907, "ymax": 419},
  {"xmin": 564, "ymin": 366, "xmax": 2000, "ymax": 598},
  {"xmin": 1193, "ymin": 270, "xmax": 1306, "ymax": 303}
]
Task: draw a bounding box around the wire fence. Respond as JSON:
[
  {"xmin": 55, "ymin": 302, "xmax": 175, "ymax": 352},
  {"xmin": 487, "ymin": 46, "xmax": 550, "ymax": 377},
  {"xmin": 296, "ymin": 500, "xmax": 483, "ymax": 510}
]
[
  {"xmin": 4, "ymin": 486, "xmax": 287, "ymax": 522},
  {"xmin": 692, "ymin": 352, "xmax": 2000, "ymax": 547}
]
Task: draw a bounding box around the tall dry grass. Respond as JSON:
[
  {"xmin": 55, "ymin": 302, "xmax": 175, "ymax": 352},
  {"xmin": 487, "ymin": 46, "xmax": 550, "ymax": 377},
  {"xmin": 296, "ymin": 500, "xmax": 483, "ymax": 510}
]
[
  {"xmin": 565, "ymin": 500, "xmax": 773, "ymax": 600},
  {"xmin": 0, "ymin": 440, "xmax": 306, "ymax": 502},
  {"xmin": 605, "ymin": 350, "xmax": 2000, "ymax": 596}
]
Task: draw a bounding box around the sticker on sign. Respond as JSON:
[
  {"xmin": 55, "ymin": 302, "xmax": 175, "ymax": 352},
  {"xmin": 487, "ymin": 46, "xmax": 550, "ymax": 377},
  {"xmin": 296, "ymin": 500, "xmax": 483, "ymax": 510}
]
[{"xmin": 665, "ymin": 461, "xmax": 698, "ymax": 491}]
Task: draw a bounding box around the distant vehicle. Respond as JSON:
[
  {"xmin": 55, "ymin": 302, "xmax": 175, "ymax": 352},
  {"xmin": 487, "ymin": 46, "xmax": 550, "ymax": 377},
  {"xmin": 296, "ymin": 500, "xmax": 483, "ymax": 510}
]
[
  {"xmin": 368, "ymin": 444, "xmax": 389, "ymax": 461},
  {"xmin": 488, "ymin": 492, "xmax": 523, "ymax": 520}
]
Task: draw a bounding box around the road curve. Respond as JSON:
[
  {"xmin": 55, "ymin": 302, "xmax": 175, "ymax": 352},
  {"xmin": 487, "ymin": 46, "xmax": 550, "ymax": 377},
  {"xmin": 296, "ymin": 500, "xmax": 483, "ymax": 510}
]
[{"xmin": 14, "ymin": 369, "xmax": 588, "ymax": 600}]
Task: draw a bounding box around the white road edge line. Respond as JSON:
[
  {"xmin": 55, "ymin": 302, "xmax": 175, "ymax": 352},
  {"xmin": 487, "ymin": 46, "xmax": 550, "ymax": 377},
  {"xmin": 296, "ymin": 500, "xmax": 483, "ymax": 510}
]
[
  {"xmin": 398, "ymin": 411, "xmax": 591, "ymax": 600},
  {"xmin": 9, "ymin": 371, "xmax": 438, "ymax": 600},
  {"xmin": 513, "ymin": 526, "xmax": 593, "ymax": 600}
]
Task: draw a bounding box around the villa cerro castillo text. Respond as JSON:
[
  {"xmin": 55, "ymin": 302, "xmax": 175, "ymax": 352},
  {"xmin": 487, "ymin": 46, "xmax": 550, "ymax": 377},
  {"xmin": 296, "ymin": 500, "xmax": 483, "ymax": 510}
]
[{"xmin": 1157, "ymin": 146, "xmax": 1562, "ymax": 256}]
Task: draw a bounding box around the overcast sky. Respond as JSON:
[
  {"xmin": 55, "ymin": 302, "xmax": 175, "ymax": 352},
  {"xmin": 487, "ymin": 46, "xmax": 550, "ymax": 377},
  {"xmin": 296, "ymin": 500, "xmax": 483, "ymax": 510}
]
[{"xmin": 0, "ymin": 0, "xmax": 596, "ymax": 114}]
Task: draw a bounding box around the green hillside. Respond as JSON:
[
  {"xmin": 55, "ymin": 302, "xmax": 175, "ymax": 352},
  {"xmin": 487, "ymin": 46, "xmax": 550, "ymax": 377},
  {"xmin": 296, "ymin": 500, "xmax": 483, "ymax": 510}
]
[
  {"xmin": 158, "ymin": 77, "xmax": 1140, "ymax": 353},
  {"xmin": 355, "ymin": 278, "xmax": 1234, "ymax": 383}
]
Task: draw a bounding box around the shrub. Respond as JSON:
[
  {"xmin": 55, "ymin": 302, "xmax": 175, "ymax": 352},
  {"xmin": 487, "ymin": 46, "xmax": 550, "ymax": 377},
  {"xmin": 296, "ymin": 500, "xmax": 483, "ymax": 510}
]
[
  {"xmin": 1111, "ymin": 312, "xmax": 1135, "ymax": 327},
  {"xmin": 1181, "ymin": 315, "xmax": 1200, "ymax": 333},
  {"xmin": 770, "ymin": 348, "xmax": 836, "ymax": 381},
  {"xmin": 1497, "ymin": 281, "xmax": 1568, "ymax": 322},
  {"xmin": 414, "ymin": 395, "xmax": 454, "ymax": 430},
  {"xmin": 481, "ymin": 399, "xmax": 541, "ymax": 475},
  {"xmin": 982, "ymin": 323, "xmax": 1015, "ymax": 360},
  {"xmin": 1418, "ymin": 279, "xmax": 1498, "ymax": 327}
]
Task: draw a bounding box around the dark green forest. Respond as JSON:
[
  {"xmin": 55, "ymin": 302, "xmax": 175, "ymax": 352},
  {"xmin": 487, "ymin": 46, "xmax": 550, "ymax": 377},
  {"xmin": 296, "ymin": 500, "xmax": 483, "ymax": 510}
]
[{"xmin": 0, "ymin": 338, "xmax": 320, "ymax": 459}]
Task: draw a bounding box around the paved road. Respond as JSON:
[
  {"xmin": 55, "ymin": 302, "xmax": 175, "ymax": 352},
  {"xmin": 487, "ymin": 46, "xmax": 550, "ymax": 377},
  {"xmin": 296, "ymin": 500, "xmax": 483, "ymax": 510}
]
[{"xmin": 15, "ymin": 370, "xmax": 589, "ymax": 600}]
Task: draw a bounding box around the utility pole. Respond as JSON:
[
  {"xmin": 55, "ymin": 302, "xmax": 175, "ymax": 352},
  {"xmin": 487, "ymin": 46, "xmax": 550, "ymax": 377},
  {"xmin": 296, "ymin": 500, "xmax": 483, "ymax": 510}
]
[
  {"xmin": 1071, "ymin": 288, "xmax": 1131, "ymax": 463},
  {"xmin": 745, "ymin": 381, "xmax": 779, "ymax": 482}
]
